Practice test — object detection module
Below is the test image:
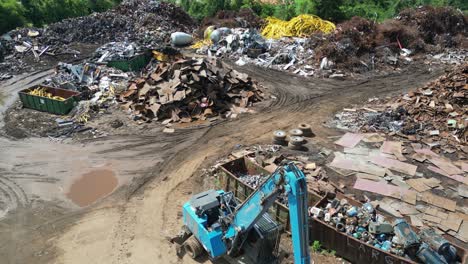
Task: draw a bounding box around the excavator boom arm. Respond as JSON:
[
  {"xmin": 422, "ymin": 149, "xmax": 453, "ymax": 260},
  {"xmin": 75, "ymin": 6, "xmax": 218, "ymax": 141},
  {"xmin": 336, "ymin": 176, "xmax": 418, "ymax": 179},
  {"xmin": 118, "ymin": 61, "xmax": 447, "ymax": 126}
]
[{"xmin": 223, "ymin": 163, "xmax": 311, "ymax": 264}]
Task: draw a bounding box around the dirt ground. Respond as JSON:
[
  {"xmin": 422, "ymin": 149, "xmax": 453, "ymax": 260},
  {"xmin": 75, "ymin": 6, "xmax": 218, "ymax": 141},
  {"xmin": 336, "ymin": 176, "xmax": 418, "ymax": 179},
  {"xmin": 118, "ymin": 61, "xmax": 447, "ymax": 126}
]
[{"xmin": 0, "ymin": 61, "xmax": 447, "ymax": 264}]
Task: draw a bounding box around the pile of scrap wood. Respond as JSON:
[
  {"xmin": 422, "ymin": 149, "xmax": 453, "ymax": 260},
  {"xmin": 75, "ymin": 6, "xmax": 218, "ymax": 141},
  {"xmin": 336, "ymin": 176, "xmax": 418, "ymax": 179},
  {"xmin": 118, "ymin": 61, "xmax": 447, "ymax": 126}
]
[{"xmin": 119, "ymin": 58, "xmax": 263, "ymax": 122}]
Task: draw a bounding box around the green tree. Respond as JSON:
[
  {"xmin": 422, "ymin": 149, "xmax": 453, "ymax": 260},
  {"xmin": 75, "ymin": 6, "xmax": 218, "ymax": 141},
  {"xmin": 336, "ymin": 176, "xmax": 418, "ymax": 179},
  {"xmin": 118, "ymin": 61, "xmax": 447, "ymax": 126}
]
[
  {"xmin": 0, "ymin": 0, "xmax": 26, "ymax": 33},
  {"xmin": 294, "ymin": 0, "xmax": 316, "ymax": 15}
]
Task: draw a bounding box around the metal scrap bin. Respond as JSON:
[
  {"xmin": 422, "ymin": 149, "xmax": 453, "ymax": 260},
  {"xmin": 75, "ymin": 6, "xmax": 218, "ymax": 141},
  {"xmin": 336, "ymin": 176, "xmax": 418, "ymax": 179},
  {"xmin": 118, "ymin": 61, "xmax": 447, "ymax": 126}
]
[
  {"xmin": 107, "ymin": 50, "xmax": 152, "ymax": 72},
  {"xmin": 217, "ymin": 156, "xmax": 322, "ymax": 233},
  {"xmin": 309, "ymin": 193, "xmax": 468, "ymax": 264},
  {"xmin": 18, "ymin": 85, "xmax": 80, "ymax": 115}
]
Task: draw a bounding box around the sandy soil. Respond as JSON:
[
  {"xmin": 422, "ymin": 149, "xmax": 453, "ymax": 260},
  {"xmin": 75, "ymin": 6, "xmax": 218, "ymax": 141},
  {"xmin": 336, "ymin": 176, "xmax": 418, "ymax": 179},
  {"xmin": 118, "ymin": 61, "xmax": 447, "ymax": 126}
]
[{"xmin": 0, "ymin": 62, "xmax": 446, "ymax": 264}]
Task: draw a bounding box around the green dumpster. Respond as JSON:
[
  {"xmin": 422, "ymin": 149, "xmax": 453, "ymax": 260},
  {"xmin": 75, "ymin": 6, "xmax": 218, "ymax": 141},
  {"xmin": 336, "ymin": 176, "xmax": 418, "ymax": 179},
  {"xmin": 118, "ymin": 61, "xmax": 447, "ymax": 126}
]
[
  {"xmin": 107, "ymin": 50, "xmax": 152, "ymax": 72},
  {"xmin": 18, "ymin": 85, "xmax": 81, "ymax": 115}
]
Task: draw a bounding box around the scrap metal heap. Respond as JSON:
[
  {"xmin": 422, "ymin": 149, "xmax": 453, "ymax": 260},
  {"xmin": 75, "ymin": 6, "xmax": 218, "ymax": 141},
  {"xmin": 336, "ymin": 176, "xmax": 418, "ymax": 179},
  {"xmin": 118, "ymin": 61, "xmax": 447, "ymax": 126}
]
[
  {"xmin": 0, "ymin": 0, "xmax": 196, "ymax": 74},
  {"xmin": 311, "ymin": 198, "xmax": 459, "ymax": 263},
  {"xmin": 119, "ymin": 58, "xmax": 263, "ymax": 123}
]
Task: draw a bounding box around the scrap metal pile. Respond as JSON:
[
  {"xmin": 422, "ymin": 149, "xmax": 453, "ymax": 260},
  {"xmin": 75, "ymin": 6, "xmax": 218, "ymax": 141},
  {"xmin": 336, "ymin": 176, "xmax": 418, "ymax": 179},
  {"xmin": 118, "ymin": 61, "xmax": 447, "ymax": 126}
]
[
  {"xmin": 0, "ymin": 0, "xmax": 196, "ymax": 74},
  {"xmin": 311, "ymin": 199, "xmax": 459, "ymax": 263},
  {"xmin": 229, "ymin": 144, "xmax": 338, "ymax": 196},
  {"xmin": 197, "ymin": 6, "xmax": 466, "ymax": 77},
  {"xmin": 92, "ymin": 42, "xmax": 146, "ymax": 63},
  {"xmin": 311, "ymin": 6, "xmax": 467, "ymax": 72},
  {"xmin": 331, "ymin": 64, "xmax": 467, "ymax": 152},
  {"xmin": 119, "ymin": 58, "xmax": 263, "ymax": 122}
]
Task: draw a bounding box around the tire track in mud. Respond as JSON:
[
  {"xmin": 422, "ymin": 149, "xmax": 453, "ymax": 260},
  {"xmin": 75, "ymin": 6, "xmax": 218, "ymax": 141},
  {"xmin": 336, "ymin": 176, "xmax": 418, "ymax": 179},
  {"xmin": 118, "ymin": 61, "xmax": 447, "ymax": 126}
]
[
  {"xmin": 102, "ymin": 129, "xmax": 210, "ymax": 263},
  {"xmin": 0, "ymin": 175, "xmax": 30, "ymax": 214}
]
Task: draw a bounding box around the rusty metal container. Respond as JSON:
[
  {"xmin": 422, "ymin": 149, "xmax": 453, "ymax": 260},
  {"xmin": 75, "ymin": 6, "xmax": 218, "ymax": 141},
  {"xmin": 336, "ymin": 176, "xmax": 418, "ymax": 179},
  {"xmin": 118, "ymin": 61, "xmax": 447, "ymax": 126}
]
[
  {"xmin": 217, "ymin": 156, "xmax": 322, "ymax": 232},
  {"xmin": 309, "ymin": 193, "xmax": 468, "ymax": 264}
]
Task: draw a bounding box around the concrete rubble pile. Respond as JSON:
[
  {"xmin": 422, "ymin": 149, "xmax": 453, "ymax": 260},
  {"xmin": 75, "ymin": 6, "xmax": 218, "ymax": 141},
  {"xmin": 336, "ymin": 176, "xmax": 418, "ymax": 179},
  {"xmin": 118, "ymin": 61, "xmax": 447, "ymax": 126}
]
[
  {"xmin": 331, "ymin": 64, "xmax": 467, "ymax": 153},
  {"xmin": 311, "ymin": 199, "xmax": 459, "ymax": 263},
  {"xmin": 119, "ymin": 58, "xmax": 263, "ymax": 123},
  {"xmin": 0, "ymin": 0, "xmax": 196, "ymax": 74}
]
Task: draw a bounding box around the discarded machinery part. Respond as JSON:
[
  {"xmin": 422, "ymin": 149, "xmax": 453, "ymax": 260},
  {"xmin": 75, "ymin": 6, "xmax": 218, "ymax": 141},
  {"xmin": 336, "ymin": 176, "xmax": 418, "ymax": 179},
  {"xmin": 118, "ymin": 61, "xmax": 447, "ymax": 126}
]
[
  {"xmin": 419, "ymin": 228, "xmax": 457, "ymax": 263},
  {"xmin": 298, "ymin": 123, "xmax": 313, "ymax": 137},
  {"xmin": 346, "ymin": 206, "xmax": 358, "ymax": 217},
  {"xmin": 394, "ymin": 219, "xmax": 420, "ymax": 256},
  {"xmin": 416, "ymin": 243, "xmax": 448, "ymax": 264},
  {"xmin": 288, "ymin": 142, "xmax": 303, "ymax": 151},
  {"xmin": 362, "ymin": 202, "xmax": 375, "ymax": 214},
  {"xmin": 273, "ymin": 139, "xmax": 288, "ymax": 146},
  {"xmin": 289, "ymin": 136, "xmax": 305, "ymax": 146},
  {"xmin": 381, "ymin": 241, "xmax": 392, "ymax": 252},
  {"xmin": 310, "ymin": 207, "xmax": 323, "ymax": 218},
  {"xmin": 273, "ymin": 130, "xmax": 287, "ymax": 141},
  {"xmin": 361, "ymin": 231, "xmax": 370, "ymax": 241},
  {"xmin": 369, "ymin": 222, "xmax": 393, "ymax": 235},
  {"xmin": 210, "ymin": 30, "xmax": 221, "ymax": 43},
  {"xmin": 183, "ymin": 236, "xmax": 204, "ymax": 259},
  {"xmin": 171, "ymin": 32, "xmax": 193, "ymax": 46},
  {"xmin": 171, "ymin": 225, "xmax": 192, "ymax": 245},
  {"xmin": 336, "ymin": 222, "xmax": 345, "ymax": 232},
  {"xmin": 289, "ymin": 129, "xmax": 304, "ymax": 137}
]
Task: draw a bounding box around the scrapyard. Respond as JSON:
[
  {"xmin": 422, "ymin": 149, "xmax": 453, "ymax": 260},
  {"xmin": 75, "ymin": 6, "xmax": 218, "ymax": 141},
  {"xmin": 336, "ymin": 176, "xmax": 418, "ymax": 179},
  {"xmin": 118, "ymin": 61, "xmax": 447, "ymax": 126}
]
[{"xmin": 0, "ymin": 0, "xmax": 467, "ymax": 263}]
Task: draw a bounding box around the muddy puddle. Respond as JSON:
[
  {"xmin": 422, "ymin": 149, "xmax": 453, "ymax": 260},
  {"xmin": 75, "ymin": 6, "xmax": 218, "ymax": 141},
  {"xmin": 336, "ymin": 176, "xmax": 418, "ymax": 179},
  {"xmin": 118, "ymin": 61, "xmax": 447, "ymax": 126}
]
[{"xmin": 67, "ymin": 169, "xmax": 118, "ymax": 207}]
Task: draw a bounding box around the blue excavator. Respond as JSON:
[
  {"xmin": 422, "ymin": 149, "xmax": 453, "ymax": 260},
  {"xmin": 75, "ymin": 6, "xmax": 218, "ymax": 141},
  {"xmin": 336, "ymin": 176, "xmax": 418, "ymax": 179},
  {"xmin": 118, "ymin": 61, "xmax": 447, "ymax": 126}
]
[{"xmin": 172, "ymin": 163, "xmax": 310, "ymax": 264}]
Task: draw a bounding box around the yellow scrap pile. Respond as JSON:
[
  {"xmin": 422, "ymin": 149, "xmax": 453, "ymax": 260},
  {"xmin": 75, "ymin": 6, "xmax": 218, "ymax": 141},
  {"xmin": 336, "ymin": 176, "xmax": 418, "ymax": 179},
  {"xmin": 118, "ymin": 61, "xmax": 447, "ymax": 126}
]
[
  {"xmin": 261, "ymin": 14, "xmax": 336, "ymax": 39},
  {"xmin": 28, "ymin": 87, "xmax": 65, "ymax": 101}
]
